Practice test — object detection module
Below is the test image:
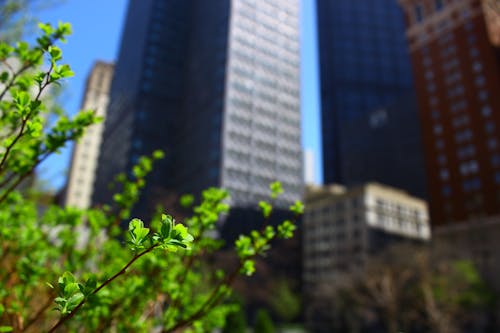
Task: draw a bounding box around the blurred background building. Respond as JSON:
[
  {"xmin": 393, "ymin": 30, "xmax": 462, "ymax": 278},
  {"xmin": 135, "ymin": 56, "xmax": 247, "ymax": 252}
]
[
  {"xmin": 303, "ymin": 182, "xmax": 430, "ymax": 332},
  {"xmin": 399, "ymin": 0, "xmax": 500, "ymax": 225},
  {"xmin": 93, "ymin": 0, "xmax": 303, "ymax": 220},
  {"xmin": 316, "ymin": 0, "xmax": 424, "ymax": 198},
  {"xmin": 340, "ymin": 93, "xmax": 427, "ymax": 199},
  {"xmin": 63, "ymin": 61, "xmax": 114, "ymax": 209}
]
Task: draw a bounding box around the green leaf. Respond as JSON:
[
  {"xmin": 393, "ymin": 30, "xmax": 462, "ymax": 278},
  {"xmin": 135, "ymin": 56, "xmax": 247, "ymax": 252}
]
[
  {"xmin": 241, "ymin": 260, "xmax": 256, "ymax": 276},
  {"xmin": 13, "ymin": 91, "xmax": 30, "ymax": 110},
  {"xmin": 180, "ymin": 194, "xmax": 194, "ymax": 208},
  {"xmin": 48, "ymin": 45, "xmax": 62, "ymax": 61},
  {"xmin": 0, "ymin": 326, "xmax": 13, "ymax": 332},
  {"xmin": 263, "ymin": 226, "xmax": 275, "ymax": 240},
  {"xmin": 289, "ymin": 200, "xmax": 304, "ymax": 215},
  {"xmin": 160, "ymin": 214, "xmax": 173, "ymax": 239},
  {"xmin": 152, "ymin": 149, "xmax": 164, "ymax": 159},
  {"xmin": 128, "ymin": 218, "xmax": 150, "ymax": 250},
  {"xmin": 277, "ymin": 220, "xmax": 296, "ymax": 239},
  {"xmin": 66, "ymin": 293, "xmax": 84, "ymax": 310},
  {"xmin": 259, "ymin": 201, "xmax": 272, "ymax": 218},
  {"xmin": 38, "ymin": 22, "xmax": 54, "ymax": 35},
  {"xmin": 0, "ymin": 71, "xmax": 8, "ymax": 83},
  {"xmin": 270, "ymin": 181, "xmax": 283, "ymax": 199}
]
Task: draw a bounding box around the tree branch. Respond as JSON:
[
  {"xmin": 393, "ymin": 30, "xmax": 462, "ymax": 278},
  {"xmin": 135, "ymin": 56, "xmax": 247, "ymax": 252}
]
[{"xmin": 47, "ymin": 244, "xmax": 158, "ymax": 333}]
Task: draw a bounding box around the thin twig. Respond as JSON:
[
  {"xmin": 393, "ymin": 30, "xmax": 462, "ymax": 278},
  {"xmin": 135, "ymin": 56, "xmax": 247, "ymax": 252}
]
[
  {"xmin": 163, "ymin": 210, "xmax": 300, "ymax": 332},
  {"xmin": 0, "ymin": 150, "xmax": 51, "ymax": 204},
  {"xmin": 47, "ymin": 244, "xmax": 158, "ymax": 333},
  {"xmin": 0, "ymin": 62, "xmax": 53, "ymax": 176}
]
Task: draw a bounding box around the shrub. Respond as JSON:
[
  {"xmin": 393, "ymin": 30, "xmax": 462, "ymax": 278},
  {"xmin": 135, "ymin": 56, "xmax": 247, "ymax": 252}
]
[{"xmin": 0, "ymin": 22, "xmax": 302, "ymax": 332}]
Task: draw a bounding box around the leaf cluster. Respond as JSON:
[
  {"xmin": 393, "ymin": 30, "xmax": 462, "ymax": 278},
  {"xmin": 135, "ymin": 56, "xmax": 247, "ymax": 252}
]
[{"xmin": 0, "ymin": 23, "xmax": 303, "ymax": 333}]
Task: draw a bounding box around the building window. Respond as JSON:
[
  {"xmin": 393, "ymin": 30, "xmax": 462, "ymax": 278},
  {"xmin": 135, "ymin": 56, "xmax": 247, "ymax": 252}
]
[
  {"xmin": 485, "ymin": 121, "xmax": 495, "ymax": 134},
  {"xmin": 437, "ymin": 154, "xmax": 447, "ymax": 165},
  {"xmin": 469, "ymin": 47, "xmax": 479, "ymax": 58},
  {"xmin": 423, "ymin": 56, "xmax": 432, "ymax": 67},
  {"xmin": 455, "ymin": 129, "xmax": 473, "ymax": 143},
  {"xmin": 435, "ymin": 0, "xmax": 444, "ymax": 11},
  {"xmin": 451, "ymin": 99, "xmax": 467, "ymax": 113},
  {"xmin": 478, "ymin": 90, "xmax": 488, "ymax": 102},
  {"xmin": 414, "ymin": 3, "xmax": 424, "ymax": 23},
  {"xmin": 460, "ymin": 160, "xmax": 479, "ymax": 175},
  {"xmin": 425, "ymin": 70, "xmax": 434, "ymax": 81},
  {"xmin": 452, "ymin": 115, "xmax": 469, "ymax": 128},
  {"xmin": 489, "ymin": 138, "xmax": 498, "ymax": 150},
  {"xmin": 434, "ymin": 124, "xmax": 443, "ymax": 135},
  {"xmin": 475, "ymin": 75, "xmax": 486, "ymax": 87},
  {"xmin": 463, "ymin": 177, "xmax": 481, "ymax": 192},
  {"xmin": 457, "ymin": 144, "xmax": 476, "ymax": 159},
  {"xmin": 473, "ymin": 61, "xmax": 483, "ymax": 73},
  {"xmin": 440, "ymin": 168, "xmax": 450, "ymax": 181},
  {"xmin": 492, "ymin": 154, "xmax": 500, "ymax": 167},
  {"xmin": 442, "ymin": 185, "xmax": 451, "ymax": 197},
  {"xmin": 467, "ymin": 34, "xmax": 477, "ymax": 45},
  {"xmin": 482, "ymin": 105, "xmax": 492, "ymax": 117}
]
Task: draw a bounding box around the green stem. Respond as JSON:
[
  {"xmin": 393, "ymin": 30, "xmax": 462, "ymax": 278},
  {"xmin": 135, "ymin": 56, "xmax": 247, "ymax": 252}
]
[{"xmin": 47, "ymin": 245, "xmax": 158, "ymax": 333}]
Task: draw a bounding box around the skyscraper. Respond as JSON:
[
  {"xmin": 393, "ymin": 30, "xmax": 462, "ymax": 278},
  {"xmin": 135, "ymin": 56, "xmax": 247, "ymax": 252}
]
[
  {"xmin": 399, "ymin": 0, "xmax": 500, "ymax": 225},
  {"xmin": 93, "ymin": 0, "xmax": 303, "ymax": 219},
  {"xmin": 340, "ymin": 94, "xmax": 427, "ymax": 199},
  {"xmin": 316, "ymin": 0, "xmax": 418, "ymax": 188},
  {"xmin": 65, "ymin": 61, "xmax": 114, "ymax": 209}
]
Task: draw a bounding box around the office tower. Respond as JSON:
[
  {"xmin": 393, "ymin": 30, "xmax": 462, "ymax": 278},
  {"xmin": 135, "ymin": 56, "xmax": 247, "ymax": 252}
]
[
  {"xmin": 303, "ymin": 149, "xmax": 316, "ymax": 184},
  {"xmin": 398, "ymin": 0, "xmax": 500, "ymax": 225},
  {"xmin": 316, "ymin": 0, "xmax": 417, "ymax": 187},
  {"xmin": 65, "ymin": 61, "xmax": 114, "ymax": 209},
  {"xmin": 341, "ymin": 93, "xmax": 427, "ymax": 199},
  {"xmin": 93, "ymin": 0, "xmax": 302, "ymax": 219},
  {"xmin": 303, "ymin": 182, "xmax": 430, "ymax": 331}
]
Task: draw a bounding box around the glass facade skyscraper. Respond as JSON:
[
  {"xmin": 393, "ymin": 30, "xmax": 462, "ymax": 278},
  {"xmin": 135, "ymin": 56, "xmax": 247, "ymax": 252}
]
[
  {"xmin": 317, "ymin": 0, "xmax": 416, "ymax": 185},
  {"xmin": 93, "ymin": 0, "xmax": 303, "ymax": 219}
]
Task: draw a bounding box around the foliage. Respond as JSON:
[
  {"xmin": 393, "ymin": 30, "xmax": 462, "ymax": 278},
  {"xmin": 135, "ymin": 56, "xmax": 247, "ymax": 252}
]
[
  {"xmin": 268, "ymin": 279, "xmax": 301, "ymax": 323},
  {"xmin": 254, "ymin": 308, "xmax": 275, "ymax": 333},
  {"xmin": 312, "ymin": 243, "xmax": 494, "ymax": 333},
  {"xmin": 0, "ymin": 0, "xmax": 62, "ymax": 43},
  {"xmin": 222, "ymin": 306, "xmax": 247, "ymax": 333},
  {"xmin": 0, "ymin": 23, "xmax": 301, "ymax": 332}
]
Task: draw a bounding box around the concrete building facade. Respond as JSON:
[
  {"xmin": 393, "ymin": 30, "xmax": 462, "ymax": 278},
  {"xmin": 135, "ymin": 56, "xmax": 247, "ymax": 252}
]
[
  {"xmin": 303, "ymin": 183, "xmax": 430, "ymax": 332},
  {"xmin": 303, "ymin": 183, "xmax": 430, "ymax": 289},
  {"xmin": 65, "ymin": 61, "xmax": 113, "ymax": 209}
]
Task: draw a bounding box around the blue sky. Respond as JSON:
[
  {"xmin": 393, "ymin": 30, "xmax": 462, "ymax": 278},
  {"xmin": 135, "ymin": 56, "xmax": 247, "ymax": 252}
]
[{"xmin": 37, "ymin": 0, "xmax": 322, "ymax": 189}]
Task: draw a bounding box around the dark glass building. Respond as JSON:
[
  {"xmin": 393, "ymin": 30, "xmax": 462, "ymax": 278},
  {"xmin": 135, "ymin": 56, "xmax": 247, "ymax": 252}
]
[
  {"xmin": 340, "ymin": 93, "xmax": 427, "ymax": 199},
  {"xmin": 93, "ymin": 0, "xmax": 303, "ymax": 220},
  {"xmin": 317, "ymin": 0, "xmax": 418, "ymax": 188}
]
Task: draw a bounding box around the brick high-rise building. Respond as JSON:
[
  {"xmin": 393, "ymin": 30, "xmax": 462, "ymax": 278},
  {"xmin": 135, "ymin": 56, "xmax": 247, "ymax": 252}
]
[{"xmin": 399, "ymin": 0, "xmax": 500, "ymax": 225}]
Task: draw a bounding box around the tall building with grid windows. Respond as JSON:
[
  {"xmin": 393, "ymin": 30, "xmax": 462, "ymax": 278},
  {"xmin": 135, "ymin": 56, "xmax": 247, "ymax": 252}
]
[
  {"xmin": 64, "ymin": 61, "xmax": 114, "ymax": 209},
  {"xmin": 316, "ymin": 0, "xmax": 424, "ymax": 198},
  {"xmin": 399, "ymin": 0, "xmax": 500, "ymax": 225},
  {"xmin": 93, "ymin": 0, "xmax": 302, "ymax": 221}
]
